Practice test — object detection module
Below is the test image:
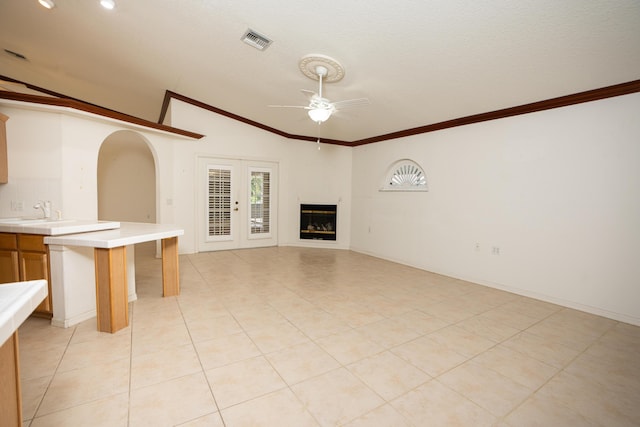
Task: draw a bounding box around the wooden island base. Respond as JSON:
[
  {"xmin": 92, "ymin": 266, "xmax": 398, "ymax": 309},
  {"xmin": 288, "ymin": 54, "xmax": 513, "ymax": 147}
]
[
  {"xmin": 45, "ymin": 223, "xmax": 184, "ymax": 333},
  {"xmin": 93, "ymin": 236, "xmax": 180, "ymax": 333}
]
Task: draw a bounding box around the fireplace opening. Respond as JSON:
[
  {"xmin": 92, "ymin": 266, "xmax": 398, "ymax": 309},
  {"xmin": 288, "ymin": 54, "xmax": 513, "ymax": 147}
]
[{"xmin": 299, "ymin": 204, "xmax": 336, "ymax": 241}]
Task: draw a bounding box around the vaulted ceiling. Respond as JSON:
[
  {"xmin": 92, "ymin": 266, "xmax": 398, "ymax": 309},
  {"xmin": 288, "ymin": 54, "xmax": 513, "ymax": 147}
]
[{"xmin": 1, "ymin": 0, "xmax": 639, "ymax": 141}]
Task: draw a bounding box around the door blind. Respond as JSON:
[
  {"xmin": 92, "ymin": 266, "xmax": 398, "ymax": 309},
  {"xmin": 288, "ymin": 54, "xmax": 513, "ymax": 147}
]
[{"xmin": 208, "ymin": 167, "xmax": 231, "ymax": 236}]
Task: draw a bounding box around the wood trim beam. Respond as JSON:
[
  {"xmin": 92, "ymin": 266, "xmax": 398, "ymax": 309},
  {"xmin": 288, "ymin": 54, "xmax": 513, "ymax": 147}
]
[{"xmin": 0, "ymin": 91, "xmax": 204, "ymax": 140}]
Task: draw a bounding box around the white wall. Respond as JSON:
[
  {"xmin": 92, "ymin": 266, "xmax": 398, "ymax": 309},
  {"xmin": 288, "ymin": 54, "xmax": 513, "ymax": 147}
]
[
  {"xmin": 351, "ymin": 93, "xmax": 640, "ymax": 325},
  {"xmin": 0, "ymin": 107, "xmax": 63, "ymax": 218},
  {"xmin": 0, "ymin": 105, "xmax": 180, "ymax": 225},
  {"xmin": 166, "ymin": 99, "xmax": 353, "ymax": 252}
]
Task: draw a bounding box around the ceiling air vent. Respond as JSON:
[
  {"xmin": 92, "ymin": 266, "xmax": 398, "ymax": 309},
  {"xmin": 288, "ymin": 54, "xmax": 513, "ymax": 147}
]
[{"xmin": 241, "ymin": 29, "xmax": 272, "ymax": 51}]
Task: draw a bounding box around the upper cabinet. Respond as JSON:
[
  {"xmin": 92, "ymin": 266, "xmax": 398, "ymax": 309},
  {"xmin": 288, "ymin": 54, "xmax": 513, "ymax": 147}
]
[{"xmin": 0, "ymin": 112, "xmax": 7, "ymax": 184}]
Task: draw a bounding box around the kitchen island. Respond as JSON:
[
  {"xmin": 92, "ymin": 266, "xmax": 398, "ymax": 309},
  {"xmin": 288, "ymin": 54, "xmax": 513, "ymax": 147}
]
[
  {"xmin": 45, "ymin": 222, "xmax": 184, "ymax": 333},
  {"xmin": 0, "ymin": 219, "xmax": 120, "ymax": 317}
]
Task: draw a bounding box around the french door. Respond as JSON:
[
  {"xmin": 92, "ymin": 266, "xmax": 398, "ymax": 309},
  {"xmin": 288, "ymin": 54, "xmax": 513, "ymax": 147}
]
[{"xmin": 198, "ymin": 157, "xmax": 278, "ymax": 252}]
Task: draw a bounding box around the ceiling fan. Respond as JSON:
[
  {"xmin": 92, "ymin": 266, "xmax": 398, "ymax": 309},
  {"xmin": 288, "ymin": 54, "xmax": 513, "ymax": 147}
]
[{"xmin": 269, "ymin": 54, "xmax": 369, "ymax": 124}]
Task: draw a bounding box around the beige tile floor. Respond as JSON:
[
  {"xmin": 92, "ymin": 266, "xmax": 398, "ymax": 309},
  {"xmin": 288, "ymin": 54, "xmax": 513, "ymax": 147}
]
[{"xmin": 18, "ymin": 245, "xmax": 640, "ymax": 426}]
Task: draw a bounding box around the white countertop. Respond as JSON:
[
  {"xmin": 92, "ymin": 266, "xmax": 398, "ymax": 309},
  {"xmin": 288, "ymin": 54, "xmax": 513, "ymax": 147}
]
[
  {"xmin": 0, "ymin": 280, "xmax": 48, "ymax": 345},
  {"xmin": 0, "ymin": 219, "xmax": 120, "ymax": 235},
  {"xmin": 44, "ymin": 222, "xmax": 184, "ymax": 248}
]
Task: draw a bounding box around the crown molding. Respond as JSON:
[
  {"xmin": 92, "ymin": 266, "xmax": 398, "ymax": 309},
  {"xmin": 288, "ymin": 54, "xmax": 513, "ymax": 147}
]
[
  {"xmin": 3, "ymin": 75, "xmax": 638, "ymax": 145},
  {"xmin": 159, "ymin": 91, "xmax": 351, "ymax": 146},
  {"xmin": 351, "ymin": 79, "xmax": 640, "ymax": 146},
  {"xmin": 161, "ymin": 79, "xmax": 640, "ymax": 146}
]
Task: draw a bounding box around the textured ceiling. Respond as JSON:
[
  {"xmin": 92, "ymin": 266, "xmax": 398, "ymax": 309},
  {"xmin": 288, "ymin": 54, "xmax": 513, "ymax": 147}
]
[{"xmin": 1, "ymin": 0, "xmax": 639, "ymax": 141}]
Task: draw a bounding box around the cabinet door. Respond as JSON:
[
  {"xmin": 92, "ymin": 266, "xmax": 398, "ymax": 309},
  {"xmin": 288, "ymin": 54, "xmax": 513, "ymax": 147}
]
[
  {"xmin": 20, "ymin": 251, "xmax": 51, "ymax": 313},
  {"xmin": 0, "ymin": 112, "xmax": 8, "ymax": 184},
  {"xmin": 0, "ymin": 249, "xmax": 19, "ymax": 283}
]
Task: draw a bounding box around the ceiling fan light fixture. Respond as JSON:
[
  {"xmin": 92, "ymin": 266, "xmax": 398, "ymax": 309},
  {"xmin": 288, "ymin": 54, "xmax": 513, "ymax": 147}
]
[
  {"xmin": 308, "ymin": 108, "xmax": 332, "ymax": 123},
  {"xmin": 100, "ymin": 0, "xmax": 116, "ymax": 10},
  {"xmin": 38, "ymin": 0, "xmax": 56, "ymax": 9}
]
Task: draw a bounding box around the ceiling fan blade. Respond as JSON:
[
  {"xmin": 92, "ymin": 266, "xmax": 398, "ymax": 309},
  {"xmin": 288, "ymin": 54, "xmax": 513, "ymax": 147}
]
[
  {"xmin": 268, "ymin": 104, "xmax": 311, "ymax": 109},
  {"xmin": 301, "ymin": 89, "xmax": 316, "ymax": 100},
  {"xmin": 331, "ymin": 97, "xmax": 370, "ymax": 110}
]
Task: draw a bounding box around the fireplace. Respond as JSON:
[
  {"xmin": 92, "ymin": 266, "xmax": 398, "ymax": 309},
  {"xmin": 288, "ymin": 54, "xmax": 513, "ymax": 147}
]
[{"xmin": 299, "ymin": 204, "xmax": 337, "ymax": 241}]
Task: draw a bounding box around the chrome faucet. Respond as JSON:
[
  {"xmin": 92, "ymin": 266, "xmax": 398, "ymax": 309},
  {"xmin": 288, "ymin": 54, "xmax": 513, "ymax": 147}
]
[{"xmin": 33, "ymin": 200, "xmax": 51, "ymax": 219}]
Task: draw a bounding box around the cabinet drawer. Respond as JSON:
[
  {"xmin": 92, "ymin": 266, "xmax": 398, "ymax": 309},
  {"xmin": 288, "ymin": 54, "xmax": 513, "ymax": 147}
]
[
  {"xmin": 18, "ymin": 234, "xmax": 46, "ymax": 252},
  {"xmin": 0, "ymin": 233, "xmax": 18, "ymax": 250}
]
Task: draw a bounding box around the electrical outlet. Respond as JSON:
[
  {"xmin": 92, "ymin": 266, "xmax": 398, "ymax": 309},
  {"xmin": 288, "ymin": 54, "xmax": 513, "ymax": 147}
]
[
  {"xmin": 492, "ymin": 246, "xmax": 500, "ymax": 255},
  {"xmin": 11, "ymin": 200, "xmax": 24, "ymax": 212},
  {"xmin": 475, "ymin": 243, "xmax": 480, "ymax": 251}
]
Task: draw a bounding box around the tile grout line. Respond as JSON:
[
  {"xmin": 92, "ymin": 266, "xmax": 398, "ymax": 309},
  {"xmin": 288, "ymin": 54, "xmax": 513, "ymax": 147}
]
[
  {"xmin": 178, "ymin": 253, "xmax": 226, "ymax": 427},
  {"xmin": 489, "ymin": 311, "xmax": 619, "ymax": 425},
  {"xmin": 210, "ymin": 250, "xmax": 324, "ymax": 426},
  {"xmin": 25, "ymin": 322, "xmax": 77, "ymax": 423}
]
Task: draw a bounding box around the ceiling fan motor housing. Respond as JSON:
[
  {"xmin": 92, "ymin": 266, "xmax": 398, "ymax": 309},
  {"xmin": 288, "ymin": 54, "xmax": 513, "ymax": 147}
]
[{"xmin": 309, "ymin": 95, "xmax": 335, "ymax": 112}]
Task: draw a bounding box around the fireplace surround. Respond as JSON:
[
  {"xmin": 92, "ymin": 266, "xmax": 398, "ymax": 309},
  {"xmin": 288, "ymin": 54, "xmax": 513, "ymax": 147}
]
[{"xmin": 299, "ymin": 204, "xmax": 336, "ymax": 241}]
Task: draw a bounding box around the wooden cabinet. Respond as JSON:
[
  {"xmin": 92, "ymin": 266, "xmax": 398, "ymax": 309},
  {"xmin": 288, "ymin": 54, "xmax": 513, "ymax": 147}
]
[
  {"xmin": 0, "ymin": 233, "xmax": 52, "ymax": 317},
  {"xmin": 0, "ymin": 112, "xmax": 7, "ymax": 184},
  {"xmin": 0, "ymin": 233, "xmax": 19, "ymax": 283},
  {"xmin": 18, "ymin": 234, "xmax": 51, "ymax": 316}
]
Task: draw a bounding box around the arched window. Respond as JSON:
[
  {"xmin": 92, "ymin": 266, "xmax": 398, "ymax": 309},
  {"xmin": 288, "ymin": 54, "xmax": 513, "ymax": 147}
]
[{"xmin": 380, "ymin": 159, "xmax": 428, "ymax": 192}]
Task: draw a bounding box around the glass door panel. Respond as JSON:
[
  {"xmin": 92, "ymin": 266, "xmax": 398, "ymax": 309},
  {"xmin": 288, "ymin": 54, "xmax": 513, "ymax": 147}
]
[{"xmin": 249, "ymin": 167, "xmax": 271, "ymax": 239}]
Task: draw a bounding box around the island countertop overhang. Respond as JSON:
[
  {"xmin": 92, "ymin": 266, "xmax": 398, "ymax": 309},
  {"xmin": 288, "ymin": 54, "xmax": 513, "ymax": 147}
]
[
  {"xmin": 0, "ymin": 279, "xmax": 47, "ymax": 346},
  {"xmin": 44, "ymin": 222, "xmax": 184, "ymax": 248}
]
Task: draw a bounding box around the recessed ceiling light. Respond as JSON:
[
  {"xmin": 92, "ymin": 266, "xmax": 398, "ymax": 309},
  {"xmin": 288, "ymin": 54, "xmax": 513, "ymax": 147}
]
[
  {"xmin": 100, "ymin": 0, "xmax": 116, "ymax": 10},
  {"xmin": 38, "ymin": 0, "xmax": 55, "ymax": 9}
]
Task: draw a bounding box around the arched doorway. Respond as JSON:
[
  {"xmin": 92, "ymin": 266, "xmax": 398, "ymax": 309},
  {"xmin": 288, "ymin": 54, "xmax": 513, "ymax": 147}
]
[{"xmin": 97, "ymin": 130, "xmax": 156, "ymax": 251}]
